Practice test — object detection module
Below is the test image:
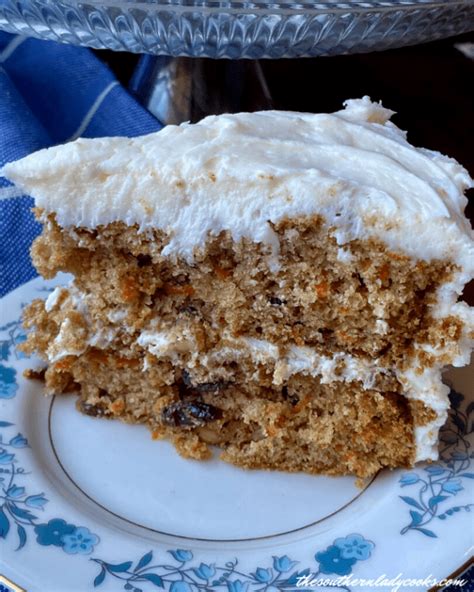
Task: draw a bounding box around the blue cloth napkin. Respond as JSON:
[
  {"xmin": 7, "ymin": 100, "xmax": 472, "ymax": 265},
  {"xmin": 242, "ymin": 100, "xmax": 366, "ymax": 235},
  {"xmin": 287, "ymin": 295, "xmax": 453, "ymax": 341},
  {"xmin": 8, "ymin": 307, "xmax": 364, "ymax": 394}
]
[{"xmin": 0, "ymin": 33, "xmax": 162, "ymax": 297}]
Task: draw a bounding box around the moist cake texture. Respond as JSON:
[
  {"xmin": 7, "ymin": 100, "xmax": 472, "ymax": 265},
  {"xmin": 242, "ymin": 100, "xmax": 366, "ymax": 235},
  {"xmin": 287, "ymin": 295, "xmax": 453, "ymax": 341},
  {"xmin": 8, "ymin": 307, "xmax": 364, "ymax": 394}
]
[{"xmin": 3, "ymin": 97, "xmax": 473, "ymax": 478}]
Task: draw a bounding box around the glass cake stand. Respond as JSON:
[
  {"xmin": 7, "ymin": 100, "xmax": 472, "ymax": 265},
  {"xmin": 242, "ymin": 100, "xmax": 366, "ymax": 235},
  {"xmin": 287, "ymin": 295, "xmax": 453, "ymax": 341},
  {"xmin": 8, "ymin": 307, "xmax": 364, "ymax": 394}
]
[
  {"xmin": 0, "ymin": 0, "xmax": 473, "ymax": 59},
  {"xmin": 3, "ymin": 0, "xmax": 472, "ymax": 123}
]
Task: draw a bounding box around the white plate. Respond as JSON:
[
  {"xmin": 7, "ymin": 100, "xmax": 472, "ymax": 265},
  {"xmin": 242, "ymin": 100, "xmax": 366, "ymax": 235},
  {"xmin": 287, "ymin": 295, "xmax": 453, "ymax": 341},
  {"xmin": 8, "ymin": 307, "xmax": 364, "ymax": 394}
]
[{"xmin": 0, "ymin": 276, "xmax": 472, "ymax": 592}]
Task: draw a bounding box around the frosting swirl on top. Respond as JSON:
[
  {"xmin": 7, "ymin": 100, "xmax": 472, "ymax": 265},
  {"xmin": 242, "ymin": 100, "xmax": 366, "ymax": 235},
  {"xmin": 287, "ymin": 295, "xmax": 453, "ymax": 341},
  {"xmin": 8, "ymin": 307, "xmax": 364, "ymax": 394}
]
[{"xmin": 2, "ymin": 96, "xmax": 473, "ymax": 272}]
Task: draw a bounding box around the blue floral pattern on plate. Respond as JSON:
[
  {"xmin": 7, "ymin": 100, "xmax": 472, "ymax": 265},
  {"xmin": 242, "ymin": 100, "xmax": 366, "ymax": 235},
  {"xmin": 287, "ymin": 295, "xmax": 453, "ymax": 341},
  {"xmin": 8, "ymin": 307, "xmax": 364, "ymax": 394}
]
[
  {"xmin": 0, "ymin": 417, "xmax": 100, "ymax": 554},
  {"xmin": 91, "ymin": 540, "xmax": 375, "ymax": 591},
  {"xmin": 0, "ymin": 319, "xmax": 25, "ymax": 400}
]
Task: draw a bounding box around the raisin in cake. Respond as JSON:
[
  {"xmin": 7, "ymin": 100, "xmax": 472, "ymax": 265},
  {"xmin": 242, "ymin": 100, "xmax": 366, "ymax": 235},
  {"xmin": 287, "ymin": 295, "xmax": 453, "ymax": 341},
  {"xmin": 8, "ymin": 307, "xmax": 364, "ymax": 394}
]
[{"xmin": 3, "ymin": 97, "xmax": 473, "ymax": 478}]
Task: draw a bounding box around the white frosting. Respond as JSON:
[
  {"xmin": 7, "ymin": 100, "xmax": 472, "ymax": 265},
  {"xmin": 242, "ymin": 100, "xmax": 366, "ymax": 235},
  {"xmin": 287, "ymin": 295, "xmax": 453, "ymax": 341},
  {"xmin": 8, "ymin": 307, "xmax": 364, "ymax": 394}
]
[
  {"xmin": 106, "ymin": 309, "xmax": 128, "ymax": 323},
  {"xmin": 137, "ymin": 330, "xmax": 384, "ymax": 389},
  {"xmin": 137, "ymin": 329, "xmax": 196, "ymax": 360},
  {"xmin": 2, "ymin": 97, "xmax": 473, "ymax": 275},
  {"xmin": 242, "ymin": 339, "xmax": 383, "ymax": 389},
  {"xmin": 45, "ymin": 286, "xmax": 117, "ymax": 363},
  {"xmin": 336, "ymin": 247, "xmax": 353, "ymax": 263},
  {"xmin": 48, "ymin": 317, "xmax": 87, "ymax": 363},
  {"xmin": 44, "ymin": 287, "xmax": 65, "ymax": 313},
  {"xmin": 396, "ymin": 365, "xmax": 451, "ymax": 462},
  {"xmin": 374, "ymin": 319, "xmax": 389, "ymax": 335}
]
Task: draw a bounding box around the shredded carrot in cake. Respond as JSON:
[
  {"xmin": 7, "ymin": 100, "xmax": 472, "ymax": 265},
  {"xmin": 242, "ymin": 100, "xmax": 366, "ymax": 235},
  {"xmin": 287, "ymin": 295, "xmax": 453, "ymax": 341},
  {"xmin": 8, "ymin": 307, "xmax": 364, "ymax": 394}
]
[
  {"xmin": 213, "ymin": 266, "xmax": 232, "ymax": 279},
  {"xmin": 314, "ymin": 281, "xmax": 329, "ymax": 298},
  {"xmin": 121, "ymin": 277, "xmax": 140, "ymax": 302},
  {"xmin": 164, "ymin": 284, "xmax": 195, "ymax": 296}
]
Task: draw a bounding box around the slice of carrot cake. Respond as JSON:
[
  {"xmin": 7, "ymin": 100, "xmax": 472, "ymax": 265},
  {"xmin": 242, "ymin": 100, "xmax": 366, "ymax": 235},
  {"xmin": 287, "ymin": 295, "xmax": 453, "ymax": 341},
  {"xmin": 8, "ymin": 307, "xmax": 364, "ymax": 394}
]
[{"xmin": 3, "ymin": 97, "xmax": 473, "ymax": 478}]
